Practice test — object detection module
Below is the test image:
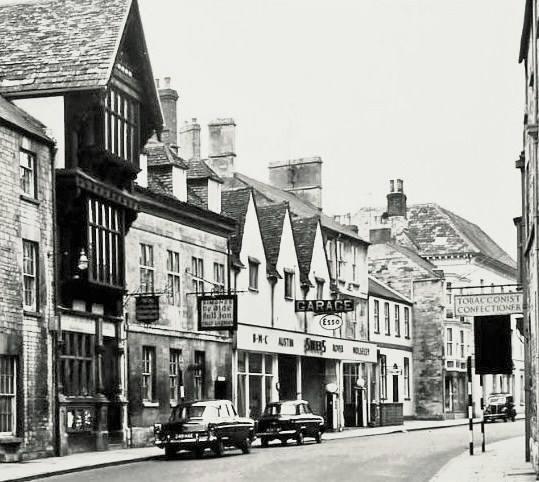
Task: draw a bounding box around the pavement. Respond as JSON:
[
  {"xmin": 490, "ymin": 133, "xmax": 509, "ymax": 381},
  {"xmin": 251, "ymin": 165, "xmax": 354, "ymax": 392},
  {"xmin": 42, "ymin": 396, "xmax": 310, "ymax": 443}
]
[
  {"xmin": 431, "ymin": 436, "xmax": 536, "ymax": 482},
  {"xmin": 0, "ymin": 415, "xmax": 527, "ymax": 482}
]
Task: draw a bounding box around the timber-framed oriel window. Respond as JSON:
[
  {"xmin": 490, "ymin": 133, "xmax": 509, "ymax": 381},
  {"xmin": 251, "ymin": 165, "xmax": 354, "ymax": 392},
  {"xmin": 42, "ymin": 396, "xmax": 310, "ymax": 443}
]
[
  {"xmin": 60, "ymin": 332, "xmax": 94, "ymax": 397},
  {"xmin": 87, "ymin": 197, "xmax": 123, "ymax": 287},
  {"xmin": 104, "ymin": 87, "xmax": 140, "ymax": 164}
]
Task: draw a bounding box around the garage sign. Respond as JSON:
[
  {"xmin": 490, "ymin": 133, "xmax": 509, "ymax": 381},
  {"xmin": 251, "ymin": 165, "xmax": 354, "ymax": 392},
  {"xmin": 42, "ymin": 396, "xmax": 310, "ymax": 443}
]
[{"xmin": 319, "ymin": 314, "xmax": 343, "ymax": 331}]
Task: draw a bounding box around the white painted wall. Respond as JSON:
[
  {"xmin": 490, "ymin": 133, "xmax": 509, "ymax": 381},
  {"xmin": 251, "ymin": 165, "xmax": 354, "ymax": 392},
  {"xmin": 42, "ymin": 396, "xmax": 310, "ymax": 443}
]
[
  {"xmin": 172, "ymin": 165, "xmax": 187, "ymax": 202},
  {"xmin": 207, "ymin": 179, "xmax": 222, "ymax": 213}
]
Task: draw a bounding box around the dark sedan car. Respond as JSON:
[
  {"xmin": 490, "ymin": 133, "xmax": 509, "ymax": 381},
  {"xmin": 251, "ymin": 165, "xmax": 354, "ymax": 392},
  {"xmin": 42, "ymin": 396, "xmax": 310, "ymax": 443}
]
[
  {"xmin": 256, "ymin": 400, "xmax": 324, "ymax": 447},
  {"xmin": 484, "ymin": 393, "xmax": 517, "ymax": 423},
  {"xmin": 154, "ymin": 400, "xmax": 255, "ymax": 459}
]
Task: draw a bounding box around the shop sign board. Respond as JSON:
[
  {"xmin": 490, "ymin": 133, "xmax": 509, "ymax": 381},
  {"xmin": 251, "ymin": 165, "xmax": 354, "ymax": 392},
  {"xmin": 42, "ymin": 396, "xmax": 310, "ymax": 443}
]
[
  {"xmin": 198, "ymin": 294, "xmax": 237, "ymax": 331},
  {"xmin": 295, "ymin": 299, "xmax": 355, "ymax": 313},
  {"xmin": 135, "ymin": 295, "xmax": 160, "ymax": 323},
  {"xmin": 236, "ymin": 324, "xmax": 377, "ymax": 363},
  {"xmin": 454, "ymin": 293, "xmax": 523, "ymax": 317},
  {"xmin": 319, "ymin": 314, "xmax": 343, "ymax": 331}
]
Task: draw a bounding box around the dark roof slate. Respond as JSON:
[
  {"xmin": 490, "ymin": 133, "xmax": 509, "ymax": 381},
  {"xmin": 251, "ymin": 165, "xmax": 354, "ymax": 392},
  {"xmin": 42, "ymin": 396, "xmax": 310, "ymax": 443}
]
[
  {"xmin": 226, "ymin": 173, "xmax": 368, "ymax": 244},
  {"xmin": 369, "ymin": 277, "xmax": 412, "ymax": 305},
  {"xmin": 407, "ymin": 204, "xmax": 516, "ymax": 269},
  {"xmin": 290, "ymin": 215, "xmax": 319, "ymax": 286},
  {"xmin": 256, "ymin": 202, "xmax": 288, "ymax": 277},
  {"xmin": 0, "ymin": 95, "xmax": 52, "ymax": 143},
  {"xmin": 145, "ymin": 142, "xmax": 188, "ymax": 169},
  {"xmin": 221, "ymin": 188, "xmax": 252, "ymax": 260},
  {"xmin": 0, "ymin": 0, "xmax": 129, "ymax": 95},
  {"xmin": 187, "ymin": 158, "xmax": 223, "ymax": 183}
]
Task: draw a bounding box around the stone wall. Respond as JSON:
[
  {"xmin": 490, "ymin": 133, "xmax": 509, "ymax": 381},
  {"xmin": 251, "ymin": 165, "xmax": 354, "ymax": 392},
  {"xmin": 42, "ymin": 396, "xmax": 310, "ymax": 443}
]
[{"xmin": 0, "ymin": 124, "xmax": 55, "ymax": 461}]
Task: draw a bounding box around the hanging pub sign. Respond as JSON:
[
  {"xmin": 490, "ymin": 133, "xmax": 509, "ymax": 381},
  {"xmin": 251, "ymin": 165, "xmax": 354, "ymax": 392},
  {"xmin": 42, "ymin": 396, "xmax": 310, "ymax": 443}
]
[
  {"xmin": 198, "ymin": 294, "xmax": 238, "ymax": 331},
  {"xmin": 295, "ymin": 298, "xmax": 355, "ymax": 313},
  {"xmin": 454, "ymin": 292, "xmax": 523, "ymax": 317},
  {"xmin": 135, "ymin": 295, "xmax": 160, "ymax": 323}
]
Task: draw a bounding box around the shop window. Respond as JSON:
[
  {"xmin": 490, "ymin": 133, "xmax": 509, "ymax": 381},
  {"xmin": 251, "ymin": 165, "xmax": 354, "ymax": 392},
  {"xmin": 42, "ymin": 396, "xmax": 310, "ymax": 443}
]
[
  {"xmin": 237, "ymin": 350, "xmax": 247, "ymax": 373},
  {"xmin": 352, "ymin": 246, "xmax": 358, "ymax": 282},
  {"xmin": 20, "ymin": 149, "xmax": 36, "ymax": 198},
  {"xmin": 139, "ymin": 244, "xmax": 154, "ymax": 293},
  {"xmin": 380, "ymin": 355, "xmax": 387, "ymax": 400},
  {"xmin": 394, "ymin": 305, "xmax": 400, "ymax": 337},
  {"xmin": 88, "ymin": 198, "xmax": 123, "ymax": 287},
  {"xmin": 373, "ymin": 300, "xmax": 380, "ymax": 334},
  {"xmin": 248, "ymin": 353, "xmax": 263, "ymax": 373},
  {"xmin": 142, "ymin": 346, "xmax": 155, "ymax": 402},
  {"xmin": 284, "ymin": 270, "xmax": 294, "ymax": 299},
  {"xmin": 167, "ymin": 250, "xmax": 181, "ymax": 306},
  {"xmin": 404, "ymin": 307, "xmax": 410, "ymax": 338},
  {"xmin": 191, "ymin": 257, "xmax": 204, "ymax": 293},
  {"xmin": 384, "ymin": 302, "xmax": 390, "ymax": 335},
  {"xmin": 104, "ymin": 87, "xmax": 139, "ymax": 164},
  {"xmin": 22, "ymin": 240, "xmax": 38, "ymax": 311},
  {"xmin": 169, "ymin": 349, "xmax": 182, "ymax": 404},
  {"xmin": 446, "ymin": 328, "xmax": 453, "ymax": 356},
  {"xmin": 404, "ymin": 358, "xmax": 410, "ymax": 399},
  {"xmin": 316, "ymin": 278, "xmax": 325, "ymax": 299},
  {"xmin": 60, "ymin": 332, "xmax": 94, "ymax": 396},
  {"xmin": 248, "ymin": 258, "xmax": 259, "ymax": 291},
  {"xmin": 213, "ymin": 262, "xmax": 225, "ymax": 292},
  {"xmin": 0, "ymin": 356, "xmax": 16, "ymax": 435},
  {"xmin": 264, "ymin": 354, "xmax": 273, "ymax": 374},
  {"xmin": 194, "ymin": 351, "xmax": 205, "ymax": 399}
]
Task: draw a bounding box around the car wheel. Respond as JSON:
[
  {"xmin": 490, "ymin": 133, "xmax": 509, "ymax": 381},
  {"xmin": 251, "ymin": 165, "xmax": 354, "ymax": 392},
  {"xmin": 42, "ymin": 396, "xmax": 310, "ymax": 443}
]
[
  {"xmin": 261, "ymin": 437, "xmax": 269, "ymax": 448},
  {"xmin": 213, "ymin": 438, "xmax": 225, "ymax": 457},
  {"xmin": 241, "ymin": 437, "xmax": 251, "ymax": 454},
  {"xmin": 315, "ymin": 430, "xmax": 322, "ymax": 444},
  {"xmin": 296, "ymin": 431, "xmax": 304, "ymax": 446},
  {"xmin": 512, "ymin": 416, "xmax": 516, "ymax": 422},
  {"xmin": 503, "ymin": 417, "xmax": 508, "ymax": 422},
  {"xmin": 164, "ymin": 445, "xmax": 177, "ymax": 459},
  {"xmin": 281, "ymin": 438, "xmax": 287, "ymax": 446},
  {"xmin": 194, "ymin": 447, "xmax": 204, "ymax": 458}
]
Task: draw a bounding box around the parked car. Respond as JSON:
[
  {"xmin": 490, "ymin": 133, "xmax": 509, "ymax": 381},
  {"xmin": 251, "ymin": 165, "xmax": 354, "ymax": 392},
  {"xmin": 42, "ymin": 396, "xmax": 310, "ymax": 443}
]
[
  {"xmin": 257, "ymin": 400, "xmax": 324, "ymax": 447},
  {"xmin": 154, "ymin": 399, "xmax": 255, "ymax": 459},
  {"xmin": 484, "ymin": 393, "xmax": 516, "ymax": 423}
]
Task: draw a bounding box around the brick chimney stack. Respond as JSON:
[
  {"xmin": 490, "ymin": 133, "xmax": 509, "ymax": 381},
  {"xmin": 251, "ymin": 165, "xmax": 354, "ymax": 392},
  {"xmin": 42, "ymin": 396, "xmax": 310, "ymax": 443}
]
[
  {"xmin": 157, "ymin": 77, "xmax": 179, "ymax": 149},
  {"xmin": 386, "ymin": 178, "xmax": 407, "ymax": 218},
  {"xmin": 208, "ymin": 118, "xmax": 236, "ymax": 178},
  {"xmin": 179, "ymin": 118, "xmax": 201, "ymax": 161}
]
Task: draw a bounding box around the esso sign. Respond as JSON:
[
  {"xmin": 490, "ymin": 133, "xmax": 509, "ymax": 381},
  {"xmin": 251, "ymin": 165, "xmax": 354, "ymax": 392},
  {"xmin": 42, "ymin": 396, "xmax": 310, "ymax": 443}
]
[{"xmin": 319, "ymin": 314, "xmax": 343, "ymax": 331}]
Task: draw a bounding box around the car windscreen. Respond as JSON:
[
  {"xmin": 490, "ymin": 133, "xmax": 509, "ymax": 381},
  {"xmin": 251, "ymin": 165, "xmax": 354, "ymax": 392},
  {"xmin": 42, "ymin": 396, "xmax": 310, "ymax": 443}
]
[
  {"xmin": 487, "ymin": 397, "xmax": 505, "ymax": 404},
  {"xmin": 264, "ymin": 403, "xmax": 296, "ymax": 416},
  {"xmin": 171, "ymin": 404, "xmax": 218, "ymax": 420}
]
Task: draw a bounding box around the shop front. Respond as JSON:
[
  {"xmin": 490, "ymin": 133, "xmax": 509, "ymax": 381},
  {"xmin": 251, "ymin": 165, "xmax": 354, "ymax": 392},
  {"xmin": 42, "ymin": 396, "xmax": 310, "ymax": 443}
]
[{"xmin": 233, "ymin": 324, "xmax": 377, "ymax": 429}]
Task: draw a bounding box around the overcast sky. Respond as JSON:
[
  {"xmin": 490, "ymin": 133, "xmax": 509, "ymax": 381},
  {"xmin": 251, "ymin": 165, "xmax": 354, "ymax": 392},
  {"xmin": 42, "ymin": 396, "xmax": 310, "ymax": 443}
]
[{"xmin": 139, "ymin": 0, "xmax": 524, "ymax": 257}]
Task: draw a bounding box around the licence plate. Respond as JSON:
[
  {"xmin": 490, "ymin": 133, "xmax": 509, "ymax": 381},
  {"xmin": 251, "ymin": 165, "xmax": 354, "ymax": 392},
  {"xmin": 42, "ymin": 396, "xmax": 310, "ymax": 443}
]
[{"xmin": 177, "ymin": 433, "xmax": 195, "ymax": 439}]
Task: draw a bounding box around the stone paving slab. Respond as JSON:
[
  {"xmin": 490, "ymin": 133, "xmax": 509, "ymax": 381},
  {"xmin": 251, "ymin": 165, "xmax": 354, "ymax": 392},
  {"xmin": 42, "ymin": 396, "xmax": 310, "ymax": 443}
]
[
  {"xmin": 0, "ymin": 415, "xmax": 524, "ymax": 482},
  {"xmin": 430, "ymin": 436, "xmax": 536, "ymax": 482}
]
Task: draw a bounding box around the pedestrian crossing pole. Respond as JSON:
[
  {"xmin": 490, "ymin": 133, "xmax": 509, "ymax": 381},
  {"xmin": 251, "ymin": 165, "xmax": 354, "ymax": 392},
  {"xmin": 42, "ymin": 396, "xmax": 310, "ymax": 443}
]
[{"xmin": 467, "ymin": 355, "xmax": 474, "ymax": 455}]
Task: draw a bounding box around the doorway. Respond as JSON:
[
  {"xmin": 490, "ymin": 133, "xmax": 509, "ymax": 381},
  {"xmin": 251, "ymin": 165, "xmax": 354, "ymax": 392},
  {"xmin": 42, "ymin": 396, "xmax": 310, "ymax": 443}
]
[
  {"xmin": 278, "ymin": 355, "xmax": 297, "ymax": 400},
  {"xmin": 392, "ymin": 374, "xmax": 399, "ymax": 402}
]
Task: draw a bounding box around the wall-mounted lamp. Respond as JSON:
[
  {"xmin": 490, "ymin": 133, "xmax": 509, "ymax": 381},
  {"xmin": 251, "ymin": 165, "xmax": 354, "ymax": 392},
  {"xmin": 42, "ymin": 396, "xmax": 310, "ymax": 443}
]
[{"xmin": 77, "ymin": 248, "xmax": 89, "ymax": 272}]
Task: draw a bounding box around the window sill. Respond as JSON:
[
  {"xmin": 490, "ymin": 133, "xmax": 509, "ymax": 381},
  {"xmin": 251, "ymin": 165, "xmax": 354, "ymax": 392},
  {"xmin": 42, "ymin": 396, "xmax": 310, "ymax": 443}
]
[
  {"xmin": 23, "ymin": 310, "xmax": 42, "ymax": 319},
  {"xmin": 143, "ymin": 401, "xmax": 159, "ymax": 408},
  {"xmin": 404, "ymin": 398, "xmax": 411, "ymax": 401},
  {"xmin": 0, "ymin": 436, "xmax": 22, "ymax": 445},
  {"xmin": 404, "ymin": 336, "xmax": 410, "ymax": 340},
  {"xmin": 248, "ymin": 287, "xmax": 259, "ymax": 293},
  {"xmin": 284, "ymin": 296, "xmax": 294, "ymax": 301},
  {"xmin": 20, "ymin": 194, "xmax": 40, "ymax": 206}
]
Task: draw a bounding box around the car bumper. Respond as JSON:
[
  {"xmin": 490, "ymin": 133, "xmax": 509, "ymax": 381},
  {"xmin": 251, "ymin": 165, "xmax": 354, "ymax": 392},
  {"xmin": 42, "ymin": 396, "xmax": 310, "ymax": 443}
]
[
  {"xmin": 155, "ymin": 433, "xmax": 216, "ymax": 449},
  {"xmin": 256, "ymin": 430, "xmax": 296, "ymax": 437}
]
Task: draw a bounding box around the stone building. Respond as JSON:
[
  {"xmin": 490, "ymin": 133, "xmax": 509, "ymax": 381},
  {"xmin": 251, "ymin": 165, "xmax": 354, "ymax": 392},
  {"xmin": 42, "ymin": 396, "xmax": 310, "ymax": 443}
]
[
  {"xmin": 341, "ymin": 180, "xmax": 522, "ymax": 419},
  {"xmin": 0, "ymin": 97, "xmax": 56, "ymax": 461},
  {"xmin": 518, "ymin": 0, "xmax": 539, "ymax": 470},
  {"xmin": 0, "ymin": 0, "xmax": 163, "ymax": 455},
  {"xmin": 125, "ymin": 81, "xmax": 236, "ymax": 446}
]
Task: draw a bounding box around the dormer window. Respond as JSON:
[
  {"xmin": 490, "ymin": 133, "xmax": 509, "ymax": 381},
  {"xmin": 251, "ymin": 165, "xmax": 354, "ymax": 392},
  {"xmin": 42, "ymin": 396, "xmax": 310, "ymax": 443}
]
[{"xmin": 104, "ymin": 87, "xmax": 140, "ymax": 164}]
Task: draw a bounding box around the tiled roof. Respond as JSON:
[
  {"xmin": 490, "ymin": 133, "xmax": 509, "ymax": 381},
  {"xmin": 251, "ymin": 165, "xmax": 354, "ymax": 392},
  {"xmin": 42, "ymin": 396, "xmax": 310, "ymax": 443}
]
[
  {"xmin": 226, "ymin": 173, "xmax": 368, "ymax": 243},
  {"xmin": 388, "ymin": 242, "xmax": 443, "ymax": 278},
  {"xmin": 221, "ymin": 188, "xmax": 252, "ymax": 263},
  {"xmin": 407, "ymin": 204, "xmax": 516, "ymax": 269},
  {"xmin": 0, "ymin": 95, "xmax": 52, "ymax": 143},
  {"xmin": 186, "ymin": 158, "xmax": 223, "ymax": 183},
  {"xmin": 145, "ymin": 142, "xmax": 188, "ymax": 169},
  {"xmin": 256, "ymin": 202, "xmax": 288, "ymax": 277},
  {"xmin": 290, "ymin": 215, "xmax": 319, "ymax": 286},
  {"xmin": 369, "ymin": 276, "xmax": 412, "ymax": 304},
  {"xmin": 0, "ymin": 0, "xmax": 130, "ymax": 95},
  {"xmin": 187, "ymin": 186, "xmax": 204, "ymax": 208}
]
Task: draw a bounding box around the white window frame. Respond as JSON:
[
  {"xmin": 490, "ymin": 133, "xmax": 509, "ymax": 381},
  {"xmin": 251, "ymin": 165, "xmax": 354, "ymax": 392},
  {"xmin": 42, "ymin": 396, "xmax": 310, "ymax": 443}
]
[
  {"xmin": 139, "ymin": 244, "xmax": 154, "ymax": 293},
  {"xmin": 404, "ymin": 307, "xmax": 410, "ymax": 338},
  {"xmin": 19, "ymin": 149, "xmax": 36, "ymax": 198},
  {"xmin": 374, "ymin": 300, "xmax": 380, "ymax": 333},
  {"xmin": 169, "ymin": 349, "xmax": 182, "ymax": 404},
  {"xmin": 0, "ymin": 356, "xmax": 16, "ymax": 435},
  {"xmin": 167, "ymin": 250, "xmax": 181, "ymax": 306},
  {"xmin": 248, "ymin": 259, "xmax": 259, "ymax": 291},
  {"xmin": 446, "ymin": 327, "xmax": 453, "ymax": 356},
  {"xmin": 191, "ymin": 257, "xmax": 204, "ymax": 293},
  {"xmin": 142, "ymin": 346, "xmax": 154, "ymax": 402},
  {"xmin": 284, "ymin": 270, "xmax": 294, "ymax": 299},
  {"xmin": 22, "ymin": 240, "xmax": 38, "ymax": 311},
  {"xmin": 404, "ymin": 357, "xmax": 410, "ymax": 399},
  {"xmin": 213, "ymin": 262, "xmax": 225, "ymax": 292}
]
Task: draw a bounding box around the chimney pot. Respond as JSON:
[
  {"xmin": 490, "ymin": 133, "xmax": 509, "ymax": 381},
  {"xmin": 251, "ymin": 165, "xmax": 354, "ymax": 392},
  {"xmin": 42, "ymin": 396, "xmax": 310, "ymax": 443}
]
[
  {"xmin": 164, "ymin": 77, "xmax": 171, "ymax": 88},
  {"xmin": 390, "ymin": 179, "xmax": 395, "ymax": 193},
  {"xmin": 192, "ymin": 117, "xmax": 197, "ymax": 123},
  {"xmin": 397, "ymin": 179, "xmax": 403, "ymax": 193},
  {"xmin": 155, "ymin": 78, "xmax": 160, "ymax": 88}
]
